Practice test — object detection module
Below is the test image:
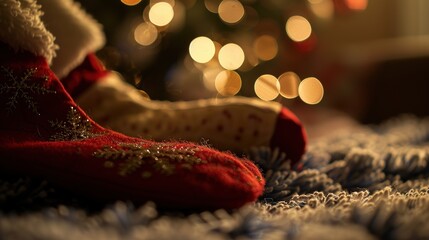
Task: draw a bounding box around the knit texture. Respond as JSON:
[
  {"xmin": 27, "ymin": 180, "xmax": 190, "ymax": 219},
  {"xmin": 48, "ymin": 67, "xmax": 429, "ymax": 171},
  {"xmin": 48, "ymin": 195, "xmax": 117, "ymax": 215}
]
[{"xmin": 1, "ymin": 115, "xmax": 429, "ymax": 239}]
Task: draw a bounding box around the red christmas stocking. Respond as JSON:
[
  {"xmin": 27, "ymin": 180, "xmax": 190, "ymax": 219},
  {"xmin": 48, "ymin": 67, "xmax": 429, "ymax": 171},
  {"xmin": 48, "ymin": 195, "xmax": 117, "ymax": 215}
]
[
  {"xmin": 0, "ymin": 0, "xmax": 264, "ymax": 210},
  {"xmin": 40, "ymin": 0, "xmax": 307, "ymax": 165}
]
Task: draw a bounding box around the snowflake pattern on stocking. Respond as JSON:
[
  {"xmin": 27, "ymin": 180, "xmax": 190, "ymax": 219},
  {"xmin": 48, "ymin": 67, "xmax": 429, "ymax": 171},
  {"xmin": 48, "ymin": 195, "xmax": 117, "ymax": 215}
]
[
  {"xmin": 49, "ymin": 107, "xmax": 105, "ymax": 141},
  {"xmin": 0, "ymin": 66, "xmax": 56, "ymax": 115}
]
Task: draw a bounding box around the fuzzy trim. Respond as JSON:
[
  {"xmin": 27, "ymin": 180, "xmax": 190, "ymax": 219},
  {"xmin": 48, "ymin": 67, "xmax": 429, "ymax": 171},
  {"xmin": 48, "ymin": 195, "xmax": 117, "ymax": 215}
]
[
  {"xmin": 40, "ymin": 0, "xmax": 106, "ymax": 78},
  {"xmin": 0, "ymin": 0, "xmax": 57, "ymax": 63}
]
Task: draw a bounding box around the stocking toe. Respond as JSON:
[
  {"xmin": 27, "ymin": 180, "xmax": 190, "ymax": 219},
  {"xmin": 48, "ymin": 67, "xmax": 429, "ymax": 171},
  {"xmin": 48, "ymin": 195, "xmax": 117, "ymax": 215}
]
[{"xmin": 270, "ymin": 107, "xmax": 307, "ymax": 165}]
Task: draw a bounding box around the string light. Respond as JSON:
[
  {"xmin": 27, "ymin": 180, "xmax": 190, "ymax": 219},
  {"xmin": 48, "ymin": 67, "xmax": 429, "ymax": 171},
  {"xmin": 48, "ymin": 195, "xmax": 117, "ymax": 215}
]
[
  {"xmin": 254, "ymin": 74, "xmax": 280, "ymax": 101},
  {"xmin": 218, "ymin": 0, "xmax": 245, "ymax": 24},
  {"xmin": 218, "ymin": 43, "xmax": 245, "ymax": 70},
  {"xmin": 278, "ymin": 72, "xmax": 300, "ymax": 99},
  {"xmin": 120, "ymin": 0, "xmax": 355, "ymax": 104},
  {"xmin": 149, "ymin": 2, "xmax": 175, "ymax": 27},
  {"xmin": 253, "ymin": 35, "xmax": 278, "ymax": 61},
  {"xmin": 215, "ymin": 70, "xmax": 242, "ymax": 96},
  {"xmin": 189, "ymin": 37, "xmax": 216, "ymax": 63},
  {"xmin": 121, "ymin": 0, "xmax": 142, "ymax": 6},
  {"xmin": 286, "ymin": 15, "xmax": 312, "ymax": 42},
  {"xmin": 298, "ymin": 77, "xmax": 324, "ymax": 104},
  {"xmin": 134, "ymin": 22, "xmax": 158, "ymax": 46},
  {"xmin": 345, "ymin": 0, "xmax": 368, "ymax": 10}
]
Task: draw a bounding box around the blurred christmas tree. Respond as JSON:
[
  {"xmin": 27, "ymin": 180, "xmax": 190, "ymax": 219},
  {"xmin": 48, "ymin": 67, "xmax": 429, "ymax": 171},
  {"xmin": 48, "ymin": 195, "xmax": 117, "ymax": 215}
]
[{"xmin": 76, "ymin": 0, "xmax": 367, "ymax": 104}]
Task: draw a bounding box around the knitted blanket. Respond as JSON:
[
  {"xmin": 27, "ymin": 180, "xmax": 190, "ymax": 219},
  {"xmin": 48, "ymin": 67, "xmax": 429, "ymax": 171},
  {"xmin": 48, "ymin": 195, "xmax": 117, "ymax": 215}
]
[{"xmin": 1, "ymin": 115, "xmax": 429, "ymax": 239}]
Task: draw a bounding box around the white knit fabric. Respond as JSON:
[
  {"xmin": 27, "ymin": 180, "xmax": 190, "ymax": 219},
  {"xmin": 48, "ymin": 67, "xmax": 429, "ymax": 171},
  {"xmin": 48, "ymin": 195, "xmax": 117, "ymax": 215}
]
[
  {"xmin": 39, "ymin": 0, "xmax": 106, "ymax": 78},
  {"xmin": 0, "ymin": 0, "xmax": 57, "ymax": 63},
  {"xmin": 77, "ymin": 73, "xmax": 282, "ymax": 152}
]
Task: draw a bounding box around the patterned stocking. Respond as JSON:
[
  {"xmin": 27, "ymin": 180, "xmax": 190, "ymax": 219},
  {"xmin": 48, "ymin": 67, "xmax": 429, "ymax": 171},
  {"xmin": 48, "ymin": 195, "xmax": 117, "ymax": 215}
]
[
  {"xmin": 0, "ymin": 0, "xmax": 264, "ymax": 210},
  {"xmin": 75, "ymin": 71, "xmax": 307, "ymax": 165}
]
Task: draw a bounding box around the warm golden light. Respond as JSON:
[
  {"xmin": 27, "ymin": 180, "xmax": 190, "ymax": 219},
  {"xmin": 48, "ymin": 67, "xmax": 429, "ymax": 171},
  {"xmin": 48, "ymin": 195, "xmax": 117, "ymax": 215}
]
[
  {"xmin": 278, "ymin": 72, "xmax": 300, "ymax": 99},
  {"xmin": 286, "ymin": 15, "xmax": 312, "ymax": 42},
  {"xmin": 121, "ymin": 0, "xmax": 142, "ymax": 6},
  {"xmin": 203, "ymin": 67, "xmax": 222, "ymax": 91},
  {"xmin": 345, "ymin": 0, "xmax": 368, "ymax": 10},
  {"xmin": 298, "ymin": 77, "xmax": 324, "ymax": 104},
  {"xmin": 253, "ymin": 35, "xmax": 278, "ymax": 61},
  {"xmin": 189, "ymin": 37, "xmax": 216, "ymax": 63},
  {"xmin": 218, "ymin": 43, "xmax": 245, "ymax": 70},
  {"xmin": 149, "ymin": 2, "xmax": 175, "ymax": 27},
  {"xmin": 308, "ymin": 0, "xmax": 334, "ymax": 19},
  {"xmin": 205, "ymin": 41, "xmax": 222, "ymax": 68},
  {"xmin": 134, "ymin": 22, "xmax": 158, "ymax": 46},
  {"xmin": 204, "ymin": 0, "xmax": 222, "ymax": 13},
  {"xmin": 215, "ymin": 70, "xmax": 242, "ymax": 96},
  {"xmin": 218, "ymin": 0, "xmax": 245, "ymax": 24},
  {"xmin": 254, "ymin": 74, "xmax": 280, "ymax": 101}
]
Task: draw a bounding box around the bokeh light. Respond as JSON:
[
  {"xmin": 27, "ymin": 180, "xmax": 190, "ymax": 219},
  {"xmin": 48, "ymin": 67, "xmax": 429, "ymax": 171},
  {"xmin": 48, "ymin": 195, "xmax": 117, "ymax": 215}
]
[
  {"xmin": 204, "ymin": 0, "xmax": 222, "ymax": 13},
  {"xmin": 286, "ymin": 15, "xmax": 312, "ymax": 42},
  {"xmin": 149, "ymin": 2, "xmax": 175, "ymax": 27},
  {"xmin": 134, "ymin": 22, "xmax": 158, "ymax": 46},
  {"xmin": 308, "ymin": 0, "xmax": 334, "ymax": 19},
  {"xmin": 253, "ymin": 35, "xmax": 278, "ymax": 61},
  {"xmin": 278, "ymin": 72, "xmax": 300, "ymax": 99},
  {"xmin": 205, "ymin": 41, "xmax": 222, "ymax": 68},
  {"xmin": 298, "ymin": 77, "xmax": 324, "ymax": 104},
  {"xmin": 203, "ymin": 67, "xmax": 222, "ymax": 91},
  {"xmin": 218, "ymin": 0, "xmax": 245, "ymax": 24},
  {"xmin": 121, "ymin": 0, "xmax": 335, "ymax": 103},
  {"xmin": 189, "ymin": 37, "xmax": 216, "ymax": 63},
  {"xmin": 345, "ymin": 0, "xmax": 368, "ymax": 10},
  {"xmin": 215, "ymin": 70, "xmax": 242, "ymax": 96},
  {"xmin": 254, "ymin": 74, "xmax": 280, "ymax": 101},
  {"xmin": 218, "ymin": 43, "xmax": 245, "ymax": 70},
  {"xmin": 121, "ymin": 0, "xmax": 142, "ymax": 6}
]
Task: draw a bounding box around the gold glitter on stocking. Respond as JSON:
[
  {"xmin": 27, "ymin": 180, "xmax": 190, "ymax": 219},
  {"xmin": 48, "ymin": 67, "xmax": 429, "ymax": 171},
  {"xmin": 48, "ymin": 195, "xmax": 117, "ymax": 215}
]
[
  {"xmin": 49, "ymin": 107, "xmax": 104, "ymax": 141},
  {"xmin": 93, "ymin": 143, "xmax": 205, "ymax": 177}
]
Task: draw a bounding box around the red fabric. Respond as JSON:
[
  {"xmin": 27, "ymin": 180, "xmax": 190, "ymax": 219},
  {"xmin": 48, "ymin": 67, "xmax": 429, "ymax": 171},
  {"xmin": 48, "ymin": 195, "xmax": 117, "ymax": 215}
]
[
  {"xmin": 61, "ymin": 53, "xmax": 108, "ymax": 98},
  {"xmin": 270, "ymin": 107, "xmax": 307, "ymax": 166},
  {"xmin": 0, "ymin": 43, "xmax": 264, "ymax": 210}
]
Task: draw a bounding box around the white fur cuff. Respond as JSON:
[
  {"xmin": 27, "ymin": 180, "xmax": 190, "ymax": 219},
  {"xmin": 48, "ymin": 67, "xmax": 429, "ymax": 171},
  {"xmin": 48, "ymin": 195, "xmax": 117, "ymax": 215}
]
[
  {"xmin": 0, "ymin": 0, "xmax": 57, "ymax": 63},
  {"xmin": 40, "ymin": 0, "xmax": 106, "ymax": 78}
]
